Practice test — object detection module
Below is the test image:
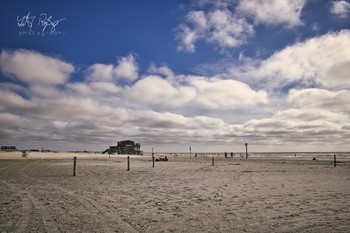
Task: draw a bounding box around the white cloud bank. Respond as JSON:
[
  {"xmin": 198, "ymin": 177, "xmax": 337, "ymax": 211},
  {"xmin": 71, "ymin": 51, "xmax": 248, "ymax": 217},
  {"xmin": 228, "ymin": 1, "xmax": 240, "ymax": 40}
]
[
  {"xmin": 125, "ymin": 74, "xmax": 267, "ymax": 110},
  {"xmin": 229, "ymin": 30, "xmax": 350, "ymax": 91},
  {"xmin": 288, "ymin": 88, "xmax": 350, "ymax": 112},
  {"xmin": 238, "ymin": 108, "xmax": 349, "ymax": 148},
  {"xmin": 1, "ymin": 30, "xmax": 350, "ymax": 152}
]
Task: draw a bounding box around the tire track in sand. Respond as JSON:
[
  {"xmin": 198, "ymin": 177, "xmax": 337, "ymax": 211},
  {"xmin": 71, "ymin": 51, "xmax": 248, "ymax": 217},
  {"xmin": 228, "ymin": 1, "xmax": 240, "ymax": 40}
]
[
  {"xmin": 0, "ymin": 161, "xmax": 34, "ymax": 233},
  {"xmin": 0, "ymin": 161, "xmax": 22, "ymax": 171},
  {"xmin": 3, "ymin": 161, "xmax": 59, "ymax": 233},
  {"xmin": 0, "ymin": 180, "xmax": 31, "ymax": 233},
  {"xmin": 19, "ymin": 160, "xmax": 138, "ymax": 233}
]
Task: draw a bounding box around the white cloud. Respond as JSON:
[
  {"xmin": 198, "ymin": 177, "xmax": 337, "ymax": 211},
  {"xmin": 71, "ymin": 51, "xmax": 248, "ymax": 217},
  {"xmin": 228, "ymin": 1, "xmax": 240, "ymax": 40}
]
[
  {"xmin": 0, "ymin": 81, "xmax": 234, "ymax": 149},
  {"xmin": 176, "ymin": 0, "xmax": 307, "ymax": 52},
  {"xmin": 126, "ymin": 75, "xmax": 196, "ymax": 108},
  {"xmin": 231, "ymin": 30, "xmax": 350, "ymax": 90},
  {"xmin": 124, "ymin": 109, "xmax": 228, "ymax": 143},
  {"xmin": 67, "ymin": 82, "xmax": 121, "ymax": 97},
  {"xmin": 176, "ymin": 9, "xmax": 254, "ymax": 52},
  {"xmin": 0, "ymin": 49, "xmax": 74, "ymax": 85},
  {"xmin": 274, "ymin": 108, "xmax": 347, "ymax": 123},
  {"xmin": 113, "ymin": 54, "xmax": 138, "ymax": 81},
  {"xmin": 0, "ymin": 90, "xmax": 34, "ymax": 111},
  {"xmin": 207, "ymin": 10, "xmax": 254, "ymax": 48},
  {"xmin": 331, "ymin": 0, "xmax": 350, "ymax": 18},
  {"xmin": 189, "ymin": 77, "xmax": 268, "ymax": 109},
  {"xmin": 28, "ymin": 85, "xmax": 62, "ymax": 98},
  {"xmin": 124, "ymin": 73, "xmax": 267, "ymax": 110},
  {"xmin": 0, "ymin": 112, "xmax": 31, "ymax": 129},
  {"xmin": 87, "ymin": 64, "xmax": 114, "ymax": 82},
  {"xmin": 176, "ymin": 25, "xmax": 198, "ymax": 52},
  {"xmin": 89, "ymin": 81, "xmax": 120, "ymax": 94},
  {"xmin": 147, "ymin": 64, "xmax": 175, "ymax": 79},
  {"xmin": 240, "ymin": 108, "xmax": 349, "ymax": 144},
  {"xmin": 311, "ymin": 22, "xmax": 321, "ymax": 32},
  {"xmin": 187, "ymin": 10, "xmax": 207, "ymax": 30},
  {"xmin": 237, "ymin": 0, "xmax": 306, "ymax": 27},
  {"xmin": 1, "ymin": 45, "xmax": 349, "ymax": 151},
  {"xmin": 32, "ymin": 96, "xmax": 126, "ymax": 121},
  {"xmin": 66, "ymin": 82, "xmax": 93, "ymax": 96},
  {"xmin": 87, "ymin": 54, "xmax": 138, "ymax": 82},
  {"xmin": 288, "ymin": 88, "xmax": 350, "ymax": 111}
]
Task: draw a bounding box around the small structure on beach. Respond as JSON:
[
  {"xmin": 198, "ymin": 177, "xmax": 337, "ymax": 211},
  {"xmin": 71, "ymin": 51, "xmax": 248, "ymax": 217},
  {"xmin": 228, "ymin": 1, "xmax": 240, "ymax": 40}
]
[
  {"xmin": 1, "ymin": 146, "xmax": 17, "ymax": 151},
  {"xmin": 108, "ymin": 140, "xmax": 142, "ymax": 155},
  {"xmin": 22, "ymin": 150, "xmax": 28, "ymax": 159}
]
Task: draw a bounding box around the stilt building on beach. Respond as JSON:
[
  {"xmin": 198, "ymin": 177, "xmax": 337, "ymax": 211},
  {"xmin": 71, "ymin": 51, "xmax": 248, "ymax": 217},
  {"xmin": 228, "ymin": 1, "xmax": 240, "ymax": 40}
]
[{"xmin": 108, "ymin": 140, "xmax": 142, "ymax": 155}]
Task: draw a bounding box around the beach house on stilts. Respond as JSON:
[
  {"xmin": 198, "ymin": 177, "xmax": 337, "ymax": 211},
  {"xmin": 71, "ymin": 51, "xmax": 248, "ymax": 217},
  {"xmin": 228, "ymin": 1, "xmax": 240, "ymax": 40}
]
[{"xmin": 107, "ymin": 140, "xmax": 142, "ymax": 155}]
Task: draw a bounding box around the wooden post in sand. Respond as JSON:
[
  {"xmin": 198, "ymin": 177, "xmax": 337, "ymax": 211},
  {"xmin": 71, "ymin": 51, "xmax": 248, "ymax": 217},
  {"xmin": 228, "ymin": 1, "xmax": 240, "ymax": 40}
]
[
  {"xmin": 73, "ymin": 157, "xmax": 77, "ymax": 176},
  {"xmin": 212, "ymin": 157, "xmax": 215, "ymax": 166},
  {"xmin": 334, "ymin": 154, "xmax": 336, "ymax": 167},
  {"xmin": 152, "ymin": 155, "xmax": 155, "ymax": 168},
  {"xmin": 127, "ymin": 156, "xmax": 130, "ymax": 171},
  {"xmin": 245, "ymin": 143, "xmax": 248, "ymax": 159}
]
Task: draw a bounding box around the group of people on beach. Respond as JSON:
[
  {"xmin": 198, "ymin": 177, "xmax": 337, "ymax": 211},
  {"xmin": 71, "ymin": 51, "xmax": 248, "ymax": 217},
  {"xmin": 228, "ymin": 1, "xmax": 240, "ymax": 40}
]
[
  {"xmin": 224, "ymin": 152, "xmax": 248, "ymax": 158},
  {"xmin": 155, "ymin": 155, "xmax": 168, "ymax": 162},
  {"xmin": 224, "ymin": 152, "xmax": 235, "ymax": 158}
]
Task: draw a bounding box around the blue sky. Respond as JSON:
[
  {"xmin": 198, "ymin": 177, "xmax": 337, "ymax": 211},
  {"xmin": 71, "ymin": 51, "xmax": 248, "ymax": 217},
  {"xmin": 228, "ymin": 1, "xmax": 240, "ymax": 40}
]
[{"xmin": 1, "ymin": 0, "xmax": 350, "ymax": 152}]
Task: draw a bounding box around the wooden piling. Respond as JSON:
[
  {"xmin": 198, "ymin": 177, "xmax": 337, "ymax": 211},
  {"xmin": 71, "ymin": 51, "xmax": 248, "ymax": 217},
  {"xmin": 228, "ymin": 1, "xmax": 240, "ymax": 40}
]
[
  {"xmin": 212, "ymin": 157, "xmax": 214, "ymax": 166},
  {"xmin": 334, "ymin": 154, "xmax": 336, "ymax": 167},
  {"xmin": 152, "ymin": 155, "xmax": 155, "ymax": 168},
  {"xmin": 73, "ymin": 156, "xmax": 77, "ymax": 176},
  {"xmin": 127, "ymin": 156, "xmax": 130, "ymax": 171}
]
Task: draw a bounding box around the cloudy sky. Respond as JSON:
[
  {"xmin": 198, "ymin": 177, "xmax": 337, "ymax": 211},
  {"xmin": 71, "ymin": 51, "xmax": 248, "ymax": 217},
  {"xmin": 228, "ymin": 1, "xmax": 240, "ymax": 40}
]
[{"xmin": 0, "ymin": 0, "xmax": 350, "ymax": 152}]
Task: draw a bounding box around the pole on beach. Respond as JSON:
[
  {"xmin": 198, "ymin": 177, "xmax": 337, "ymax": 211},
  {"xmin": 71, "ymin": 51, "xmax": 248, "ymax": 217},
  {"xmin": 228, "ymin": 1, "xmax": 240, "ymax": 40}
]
[
  {"xmin": 189, "ymin": 145, "xmax": 192, "ymax": 159},
  {"xmin": 127, "ymin": 156, "xmax": 130, "ymax": 171},
  {"xmin": 334, "ymin": 154, "xmax": 336, "ymax": 167},
  {"xmin": 152, "ymin": 155, "xmax": 155, "ymax": 168},
  {"xmin": 212, "ymin": 157, "xmax": 214, "ymax": 166},
  {"xmin": 245, "ymin": 143, "xmax": 248, "ymax": 159},
  {"xmin": 73, "ymin": 156, "xmax": 77, "ymax": 176}
]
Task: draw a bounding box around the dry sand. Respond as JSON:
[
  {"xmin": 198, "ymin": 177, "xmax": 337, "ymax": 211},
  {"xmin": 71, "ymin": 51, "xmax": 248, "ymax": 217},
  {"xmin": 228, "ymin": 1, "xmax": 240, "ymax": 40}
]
[{"xmin": 1, "ymin": 151, "xmax": 349, "ymax": 232}]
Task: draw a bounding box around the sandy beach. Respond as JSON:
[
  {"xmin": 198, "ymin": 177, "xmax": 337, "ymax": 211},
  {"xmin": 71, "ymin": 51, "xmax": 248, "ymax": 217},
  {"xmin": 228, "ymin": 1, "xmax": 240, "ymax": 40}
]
[{"xmin": 1, "ymin": 151, "xmax": 349, "ymax": 232}]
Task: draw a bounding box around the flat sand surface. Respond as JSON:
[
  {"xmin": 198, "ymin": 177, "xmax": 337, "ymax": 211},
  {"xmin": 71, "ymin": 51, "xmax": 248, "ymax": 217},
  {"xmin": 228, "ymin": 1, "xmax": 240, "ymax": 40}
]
[{"xmin": 1, "ymin": 152, "xmax": 349, "ymax": 232}]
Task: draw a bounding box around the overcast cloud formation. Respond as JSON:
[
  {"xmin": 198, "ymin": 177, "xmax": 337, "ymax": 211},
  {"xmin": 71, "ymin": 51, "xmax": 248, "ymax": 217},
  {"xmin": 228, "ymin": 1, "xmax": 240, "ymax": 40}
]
[{"xmin": 0, "ymin": 0, "xmax": 349, "ymax": 152}]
